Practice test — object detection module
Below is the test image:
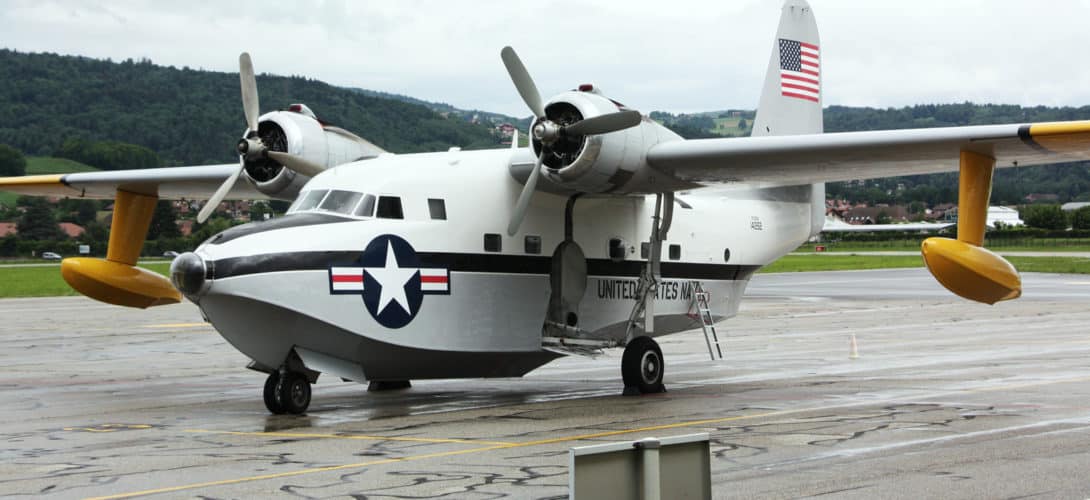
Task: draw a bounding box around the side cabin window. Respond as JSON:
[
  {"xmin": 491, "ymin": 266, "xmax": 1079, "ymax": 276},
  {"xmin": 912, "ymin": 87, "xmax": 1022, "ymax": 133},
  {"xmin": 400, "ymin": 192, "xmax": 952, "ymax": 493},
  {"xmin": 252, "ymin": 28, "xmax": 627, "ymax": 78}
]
[
  {"xmin": 669, "ymin": 244, "xmax": 681, "ymax": 261},
  {"xmin": 376, "ymin": 196, "xmax": 404, "ymax": 219},
  {"xmin": 428, "ymin": 198, "xmax": 447, "ymax": 220},
  {"xmin": 484, "ymin": 233, "xmax": 502, "ymax": 252}
]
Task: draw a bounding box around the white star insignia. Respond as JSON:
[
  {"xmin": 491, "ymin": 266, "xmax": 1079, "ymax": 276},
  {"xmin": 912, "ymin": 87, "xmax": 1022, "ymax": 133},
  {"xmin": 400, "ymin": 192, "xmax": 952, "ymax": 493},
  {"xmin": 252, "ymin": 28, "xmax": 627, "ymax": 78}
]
[{"xmin": 364, "ymin": 241, "xmax": 416, "ymax": 315}]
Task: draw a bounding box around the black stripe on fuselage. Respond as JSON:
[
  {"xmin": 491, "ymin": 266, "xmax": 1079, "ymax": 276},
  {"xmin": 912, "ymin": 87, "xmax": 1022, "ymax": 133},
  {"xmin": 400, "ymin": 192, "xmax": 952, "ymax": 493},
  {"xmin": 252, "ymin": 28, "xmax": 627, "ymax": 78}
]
[{"xmin": 210, "ymin": 251, "xmax": 760, "ymax": 281}]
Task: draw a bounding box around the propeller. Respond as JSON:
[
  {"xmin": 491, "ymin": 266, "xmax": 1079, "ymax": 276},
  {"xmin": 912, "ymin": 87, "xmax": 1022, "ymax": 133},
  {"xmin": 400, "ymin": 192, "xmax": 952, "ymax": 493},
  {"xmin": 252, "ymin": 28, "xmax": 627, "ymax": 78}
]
[
  {"xmin": 197, "ymin": 52, "xmax": 329, "ymax": 223},
  {"xmin": 500, "ymin": 46, "xmax": 643, "ymax": 236}
]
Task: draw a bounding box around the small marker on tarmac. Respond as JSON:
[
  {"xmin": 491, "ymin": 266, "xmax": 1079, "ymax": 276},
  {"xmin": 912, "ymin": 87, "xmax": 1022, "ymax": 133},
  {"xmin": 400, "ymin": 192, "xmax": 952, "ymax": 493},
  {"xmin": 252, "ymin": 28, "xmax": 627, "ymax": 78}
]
[{"xmin": 849, "ymin": 334, "xmax": 859, "ymax": 359}]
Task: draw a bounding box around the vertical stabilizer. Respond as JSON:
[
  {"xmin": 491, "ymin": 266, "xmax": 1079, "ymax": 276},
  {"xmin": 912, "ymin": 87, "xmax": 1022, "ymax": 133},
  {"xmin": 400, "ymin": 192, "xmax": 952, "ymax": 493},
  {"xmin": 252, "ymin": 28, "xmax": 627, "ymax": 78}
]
[
  {"xmin": 752, "ymin": 0, "xmax": 822, "ymax": 137},
  {"xmin": 752, "ymin": 0, "xmax": 825, "ymax": 237}
]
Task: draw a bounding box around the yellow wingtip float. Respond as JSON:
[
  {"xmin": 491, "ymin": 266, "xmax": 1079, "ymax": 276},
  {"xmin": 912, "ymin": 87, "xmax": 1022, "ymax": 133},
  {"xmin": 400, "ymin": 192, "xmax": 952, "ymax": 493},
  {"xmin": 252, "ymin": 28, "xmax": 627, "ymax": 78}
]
[
  {"xmin": 921, "ymin": 150, "xmax": 1021, "ymax": 304},
  {"xmin": 61, "ymin": 189, "xmax": 180, "ymax": 308},
  {"xmin": 921, "ymin": 238, "xmax": 1021, "ymax": 304},
  {"xmin": 61, "ymin": 258, "xmax": 181, "ymax": 308}
]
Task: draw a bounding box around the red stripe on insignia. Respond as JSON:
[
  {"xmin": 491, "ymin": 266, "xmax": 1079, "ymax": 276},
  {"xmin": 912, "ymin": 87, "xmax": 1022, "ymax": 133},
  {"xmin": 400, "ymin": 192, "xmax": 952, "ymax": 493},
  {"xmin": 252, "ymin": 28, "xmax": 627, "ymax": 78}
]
[
  {"xmin": 800, "ymin": 42, "xmax": 819, "ymax": 50},
  {"xmin": 420, "ymin": 275, "xmax": 448, "ymax": 283},
  {"xmin": 332, "ymin": 275, "xmax": 364, "ymax": 283},
  {"xmin": 782, "ymin": 91, "xmax": 819, "ymax": 102},
  {"xmin": 800, "ymin": 69, "xmax": 819, "ymax": 76}
]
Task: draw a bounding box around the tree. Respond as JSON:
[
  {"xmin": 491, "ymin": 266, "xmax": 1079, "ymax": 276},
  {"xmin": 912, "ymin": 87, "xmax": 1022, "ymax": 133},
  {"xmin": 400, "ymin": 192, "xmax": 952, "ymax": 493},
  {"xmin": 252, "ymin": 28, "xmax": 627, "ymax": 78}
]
[
  {"xmin": 147, "ymin": 200, "xmax": 180, "ymax": 240},
  {"xmin": 1021, "ymin": 204, "xmax": 1068, "ymax": 230},
  {"xmin": 737, "ymin": 118, "xmax": 748, "ymax": 130},
  {"xmin": 0, "ymin": 144, "xmax": 26, "ymax": 176},
  {"xmin": 16, "ymin": 197, "xmax": 63, "ymax": 240},
  {"xmin": 1071, "ymin": 206, "xmax": 1090, "ymax": 230}
]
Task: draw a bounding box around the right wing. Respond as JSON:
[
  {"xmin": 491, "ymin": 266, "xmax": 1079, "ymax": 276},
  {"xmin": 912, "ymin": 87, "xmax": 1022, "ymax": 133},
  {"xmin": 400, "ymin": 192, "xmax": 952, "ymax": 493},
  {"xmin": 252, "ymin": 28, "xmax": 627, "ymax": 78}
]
[
  {"xmin": 646, "ymin": 121, "xmax": 1090, "ymax": 186},
  {"xmin": 0, "ymin": 164, "xmax": 267, "ymax": 200}
]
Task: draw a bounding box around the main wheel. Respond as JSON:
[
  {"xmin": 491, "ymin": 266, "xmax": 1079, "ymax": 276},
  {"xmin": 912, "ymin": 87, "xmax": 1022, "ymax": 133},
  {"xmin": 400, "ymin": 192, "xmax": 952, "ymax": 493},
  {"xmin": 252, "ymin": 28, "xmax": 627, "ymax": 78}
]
[
  {"xmin": 622, "ymin": 336, "xmax": 665, "ymax": 394},
  {"xmin": 263, "ymin": 372, "xmax": 286, "ymax": 414},
  {"xmin": 277, "ymin": 371, "xmax": 312, "ymax": 415}
]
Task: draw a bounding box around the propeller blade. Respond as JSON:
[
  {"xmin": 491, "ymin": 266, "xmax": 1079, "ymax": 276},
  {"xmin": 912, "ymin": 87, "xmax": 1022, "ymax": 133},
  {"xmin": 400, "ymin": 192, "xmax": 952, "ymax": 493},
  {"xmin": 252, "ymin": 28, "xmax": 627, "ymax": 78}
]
[
  {"xmin": 506, "ymin": 154, "xmax": 544, "ymax": 236},
  {"xmin": 500, "ymin": 46, "xmax": 545, "ymax": 118},
  {"xmin": 239, "ymin": 52, "xmax": 260, "ymax": 133},
  {"xmin": 564, "ymin": 110, "xmax": 642, "ymax": 136},
  {"xmin": 267, "ymin": 151, "xmax": 327, "ymax": 178},
  {"xmin": 197, "ymin": 160, "xmax": 245, "ymax": 224}
]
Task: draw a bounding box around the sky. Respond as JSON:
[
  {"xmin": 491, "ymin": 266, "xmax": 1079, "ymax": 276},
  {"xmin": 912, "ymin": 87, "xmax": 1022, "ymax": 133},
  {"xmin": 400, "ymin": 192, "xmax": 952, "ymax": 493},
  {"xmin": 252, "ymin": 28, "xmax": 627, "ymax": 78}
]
[{"xmin": 2, "ymin": 0, "xmax": 1090, "ymax": 117}]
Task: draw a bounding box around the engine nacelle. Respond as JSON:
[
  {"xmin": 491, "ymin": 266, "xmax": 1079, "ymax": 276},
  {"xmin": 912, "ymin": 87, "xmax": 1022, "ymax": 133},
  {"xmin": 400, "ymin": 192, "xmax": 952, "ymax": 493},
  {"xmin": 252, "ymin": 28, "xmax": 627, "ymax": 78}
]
[
  {"xmin": 243, "ymin": 107, "xmax": 385, "ymax": 200},
  {"xmin": 533, "ymin": 91, "xmax": 688, "ymax": 194}
]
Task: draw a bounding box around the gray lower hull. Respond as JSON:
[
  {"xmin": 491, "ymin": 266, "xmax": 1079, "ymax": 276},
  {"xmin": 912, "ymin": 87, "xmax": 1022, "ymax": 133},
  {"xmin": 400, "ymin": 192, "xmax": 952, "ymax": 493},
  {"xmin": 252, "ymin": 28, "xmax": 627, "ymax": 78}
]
[{"xmin": 200, "ymin": 294, "xmax": 560, "ymax": 381}]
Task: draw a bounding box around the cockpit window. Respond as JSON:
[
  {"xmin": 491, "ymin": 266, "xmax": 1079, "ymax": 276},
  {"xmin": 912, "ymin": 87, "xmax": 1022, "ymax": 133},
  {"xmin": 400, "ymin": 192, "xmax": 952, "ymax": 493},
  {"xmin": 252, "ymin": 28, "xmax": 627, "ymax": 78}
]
[
  {"xmin": 354, "ymin": 194, "xmax": 376, "ymax": 217},
  {"xmin": 293, "ymin": 190, "xmax": 328, "ymax": 212},
  {"xmin": 319, "ymin": 190, "xmax": 363, "ymax": 214}
]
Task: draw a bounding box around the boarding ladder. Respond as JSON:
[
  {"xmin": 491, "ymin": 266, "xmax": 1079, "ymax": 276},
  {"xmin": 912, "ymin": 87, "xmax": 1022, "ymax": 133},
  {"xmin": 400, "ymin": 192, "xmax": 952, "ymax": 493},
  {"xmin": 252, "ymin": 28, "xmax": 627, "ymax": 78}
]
[{"xmin": 690, "ymin": 281, "xmax": 723, "ymax": 360}]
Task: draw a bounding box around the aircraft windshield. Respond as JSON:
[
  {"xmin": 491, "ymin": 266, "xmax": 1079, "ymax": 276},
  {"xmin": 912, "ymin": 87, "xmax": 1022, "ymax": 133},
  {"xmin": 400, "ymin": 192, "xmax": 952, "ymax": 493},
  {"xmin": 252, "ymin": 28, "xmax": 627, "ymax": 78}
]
[{"xmin": 288, "ymin": 189, "xmax": 377, "ymax": 219}]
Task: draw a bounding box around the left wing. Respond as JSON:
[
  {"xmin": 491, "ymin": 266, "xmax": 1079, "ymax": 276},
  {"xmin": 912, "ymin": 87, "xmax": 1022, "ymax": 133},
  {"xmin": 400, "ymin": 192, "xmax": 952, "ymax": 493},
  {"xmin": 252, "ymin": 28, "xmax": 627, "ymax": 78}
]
[
  {"xmin": 0, "ymin": 164, "xmax": 266, "ymax": 200},
  {"xmin": 646, "ymin": 121, "xmax": 1090, "ymax": 185}
]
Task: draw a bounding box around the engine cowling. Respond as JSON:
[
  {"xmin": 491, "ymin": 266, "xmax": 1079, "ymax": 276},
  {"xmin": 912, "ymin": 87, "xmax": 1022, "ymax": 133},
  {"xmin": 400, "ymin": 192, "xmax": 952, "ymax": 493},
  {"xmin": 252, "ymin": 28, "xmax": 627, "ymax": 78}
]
[
  {"xmin": 242, "ymin": 107, "xmax": 385, "ymax": 199},
  {"xmin": 532, "ymin": 90, "xmax": 687, "ymax": 194}
]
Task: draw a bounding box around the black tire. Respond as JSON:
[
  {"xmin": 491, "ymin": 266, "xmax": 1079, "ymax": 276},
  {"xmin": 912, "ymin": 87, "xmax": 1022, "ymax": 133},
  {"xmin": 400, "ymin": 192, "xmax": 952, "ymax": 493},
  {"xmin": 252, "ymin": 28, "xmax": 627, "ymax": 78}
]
[
  {"xmin": 263, "ymin": 372, "xmax": 286, "ymax": 414},
  {"xmin": 622, "ymin": 336, "xmax": 665, "ymax": 393},
  {"xmin": 277, "ymin": 371, "xmax": 311, "ymax": 415}
]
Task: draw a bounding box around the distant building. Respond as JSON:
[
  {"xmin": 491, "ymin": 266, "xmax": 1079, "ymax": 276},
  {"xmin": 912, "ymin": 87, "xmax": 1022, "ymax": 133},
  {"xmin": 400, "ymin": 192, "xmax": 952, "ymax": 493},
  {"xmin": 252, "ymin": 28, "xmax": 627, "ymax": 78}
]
[
  {"xmin": 1061, "ymin": 202, "xmax": 1090, "ymax": 212},
  {"xmin": 0, "ymin": 222, "xmax": 15, "ymax": 237},
  {"xmin": 944, "ymin": 206, "xmax": 1024, "ymax": 228},
  {"xmin": 58, "ymin": 222, "xmax": 85, "ymax": 238}
]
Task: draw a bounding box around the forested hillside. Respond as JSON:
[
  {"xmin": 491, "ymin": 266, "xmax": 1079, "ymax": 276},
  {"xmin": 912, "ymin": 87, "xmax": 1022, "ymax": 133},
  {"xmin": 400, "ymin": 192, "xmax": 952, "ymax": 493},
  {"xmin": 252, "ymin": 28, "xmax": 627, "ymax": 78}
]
[
  {"xmin": 2, "ymin": 48, "xmax": 1090, "ymax": 204},
  {"xmin": 0, "ymin": 49, "xmax": 505, "ymax": 165}
]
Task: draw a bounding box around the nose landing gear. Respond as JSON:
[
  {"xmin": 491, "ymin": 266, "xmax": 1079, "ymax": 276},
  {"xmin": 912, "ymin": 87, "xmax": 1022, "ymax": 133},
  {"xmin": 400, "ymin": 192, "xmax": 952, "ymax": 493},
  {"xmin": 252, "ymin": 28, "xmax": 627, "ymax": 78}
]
[{"xmin": 263, "ymin": 370, "xmax": 312, "ymax": 415}]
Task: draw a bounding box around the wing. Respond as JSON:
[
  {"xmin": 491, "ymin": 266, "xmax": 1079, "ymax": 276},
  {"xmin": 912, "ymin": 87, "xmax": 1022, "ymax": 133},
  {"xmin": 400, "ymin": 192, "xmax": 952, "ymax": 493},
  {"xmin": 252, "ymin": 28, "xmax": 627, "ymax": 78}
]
[
  {"xmin": 0, "ymin": 164, "xmax": 266, "ymax": 200},
  {"xmin": 646, "ymin": 121, "xmax": 1090, "ymax": 185}
]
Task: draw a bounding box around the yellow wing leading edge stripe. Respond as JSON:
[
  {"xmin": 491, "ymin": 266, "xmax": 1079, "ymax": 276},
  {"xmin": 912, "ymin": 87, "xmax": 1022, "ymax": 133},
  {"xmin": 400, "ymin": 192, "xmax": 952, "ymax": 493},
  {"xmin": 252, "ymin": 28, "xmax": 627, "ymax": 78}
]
[
  {"xmin": 0, "ymin": 174, "xmax": 66, "ymax": 186},
  {"xmin": 1020, "ymin": 120, "xmax": 1090, "ymax": 154}
]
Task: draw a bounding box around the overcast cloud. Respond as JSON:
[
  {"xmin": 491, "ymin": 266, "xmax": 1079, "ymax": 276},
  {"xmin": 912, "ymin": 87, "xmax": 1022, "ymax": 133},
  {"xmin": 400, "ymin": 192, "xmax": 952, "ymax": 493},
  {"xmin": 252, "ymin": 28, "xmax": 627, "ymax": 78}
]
[{"xmin": 2, "ymin": 0, "xmax": 1089, "ymax": 116}]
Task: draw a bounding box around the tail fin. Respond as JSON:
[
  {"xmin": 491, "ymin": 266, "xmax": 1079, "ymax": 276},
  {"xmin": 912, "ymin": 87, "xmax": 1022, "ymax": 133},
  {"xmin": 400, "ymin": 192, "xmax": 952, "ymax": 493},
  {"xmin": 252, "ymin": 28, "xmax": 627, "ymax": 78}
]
[
  {"xmin": 752, "ymin": 0, "xmax": 825, "ymax": 238},
  {"xmin": 751, "ymin": 0, "xmax": 822, "ymax": 137}
]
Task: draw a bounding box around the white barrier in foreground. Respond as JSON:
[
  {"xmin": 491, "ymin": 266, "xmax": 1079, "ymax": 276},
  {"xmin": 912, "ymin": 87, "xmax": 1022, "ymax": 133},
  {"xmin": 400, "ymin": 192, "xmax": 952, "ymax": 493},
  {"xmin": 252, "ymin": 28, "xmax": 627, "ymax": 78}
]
[{"xmin": 569, "ymin": 433, "xmax": 711, "ymax": 500}]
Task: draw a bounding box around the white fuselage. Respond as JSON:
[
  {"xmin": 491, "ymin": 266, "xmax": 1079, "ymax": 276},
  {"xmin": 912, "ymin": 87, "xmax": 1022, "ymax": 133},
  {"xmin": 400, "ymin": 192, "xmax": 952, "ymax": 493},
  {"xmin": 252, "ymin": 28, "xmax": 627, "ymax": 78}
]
[{"xmin": 191, "ymin": 147, "xmax": 819, "ymax": 382}]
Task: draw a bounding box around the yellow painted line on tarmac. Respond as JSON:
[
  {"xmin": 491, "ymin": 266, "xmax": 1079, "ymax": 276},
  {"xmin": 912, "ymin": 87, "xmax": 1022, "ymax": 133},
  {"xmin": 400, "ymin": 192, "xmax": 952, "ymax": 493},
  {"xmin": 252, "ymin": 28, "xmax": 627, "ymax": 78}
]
[
  {"xmin": 141, "ymin": 323, "xmax": 210, "ymax": 329},
  {"xmin": 87, "ymin": 373, "xmax": 1090, "ymax": 500},
  {"xmin": 184, "ymin": 429, "xmax": 515, "ymax": 446}
]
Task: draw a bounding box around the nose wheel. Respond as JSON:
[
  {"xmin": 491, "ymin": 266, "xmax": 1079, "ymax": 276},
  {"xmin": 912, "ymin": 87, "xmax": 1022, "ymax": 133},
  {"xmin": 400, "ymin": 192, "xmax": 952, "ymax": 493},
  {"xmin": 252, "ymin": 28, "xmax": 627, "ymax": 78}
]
[
  {"xmin": 622, "ymin": 336, "xmax": 666, "ymax": 395},
  {"xmin": 263, "ymin": 371, "xmax": 311, "ymax": 415}
]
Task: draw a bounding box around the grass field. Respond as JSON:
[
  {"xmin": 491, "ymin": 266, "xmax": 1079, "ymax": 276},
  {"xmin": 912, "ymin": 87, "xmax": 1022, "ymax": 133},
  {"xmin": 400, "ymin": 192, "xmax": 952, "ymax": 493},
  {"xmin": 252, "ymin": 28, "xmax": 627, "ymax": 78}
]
[
  {"xmin": 0, "ymin": 157, "xmax": 99, "ymax": 207},
  {"xmin": 1, "ymin": 255, "xmax": 1085, "ymax": 299},
  {"xmin": 712, "ymin": 117, "xmax": 750, "ymax": 137},
  {"xmin": 798, "ymin": 239, "xmax": 1090, "ymax": 253},
  {"xmin": 0, "ymin": 262, "xmax": 170, "ymax": 298}
]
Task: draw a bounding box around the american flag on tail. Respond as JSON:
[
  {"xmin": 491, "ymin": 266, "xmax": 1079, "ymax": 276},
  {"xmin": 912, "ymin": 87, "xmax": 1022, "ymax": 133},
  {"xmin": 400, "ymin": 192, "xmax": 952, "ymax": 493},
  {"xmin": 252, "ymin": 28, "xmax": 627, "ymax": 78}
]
[{"xmin": 779, "ymin": 38, "xmax": 819, "ymax": 102}]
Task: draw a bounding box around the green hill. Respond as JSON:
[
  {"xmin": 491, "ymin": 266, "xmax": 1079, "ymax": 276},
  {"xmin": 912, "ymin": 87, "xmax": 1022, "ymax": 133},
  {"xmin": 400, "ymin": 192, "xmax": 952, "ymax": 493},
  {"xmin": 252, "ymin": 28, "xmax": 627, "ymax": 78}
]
[
  {"xmin": 0, "ymin": 49, "xmax": 505, "ymax": 165},
  {"xmin": 25, "ymin": 156, "xmax": 99, "ymax": 174},
  {"xmin": 0, "ymin": 157, "xmax": 98, "ymax": 207}
]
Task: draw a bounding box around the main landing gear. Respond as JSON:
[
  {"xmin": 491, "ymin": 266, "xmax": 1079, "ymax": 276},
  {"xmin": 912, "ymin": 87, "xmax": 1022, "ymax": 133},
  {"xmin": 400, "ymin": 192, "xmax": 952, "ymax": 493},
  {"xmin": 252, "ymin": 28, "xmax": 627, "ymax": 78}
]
[
  {"xmin": 622, "ymin": 336, "xmax": 666, "ymax": 395},
  {"xmin": 620, "ymin": 192, "xmax": 674, "ymax": 396},
  {"xmin": 264, "ymin": 370, "xmax": 311, "ymax": 415}
]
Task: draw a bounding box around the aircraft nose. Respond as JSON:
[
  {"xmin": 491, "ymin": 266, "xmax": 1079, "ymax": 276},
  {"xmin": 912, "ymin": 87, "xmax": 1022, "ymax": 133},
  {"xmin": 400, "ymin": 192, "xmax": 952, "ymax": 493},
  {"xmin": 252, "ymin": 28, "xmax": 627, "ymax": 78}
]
[{"xmin": 170, "ymin": 252, "xmax": 207, "ymax": 297}]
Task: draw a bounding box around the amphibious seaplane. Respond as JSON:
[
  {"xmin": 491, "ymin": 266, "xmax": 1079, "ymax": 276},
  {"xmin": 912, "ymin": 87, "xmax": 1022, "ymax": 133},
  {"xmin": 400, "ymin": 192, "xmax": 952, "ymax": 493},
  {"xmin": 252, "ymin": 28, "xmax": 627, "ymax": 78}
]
[{"xmin": 4, "ymin": 1, "xmax": 1090, "ymax": 415}]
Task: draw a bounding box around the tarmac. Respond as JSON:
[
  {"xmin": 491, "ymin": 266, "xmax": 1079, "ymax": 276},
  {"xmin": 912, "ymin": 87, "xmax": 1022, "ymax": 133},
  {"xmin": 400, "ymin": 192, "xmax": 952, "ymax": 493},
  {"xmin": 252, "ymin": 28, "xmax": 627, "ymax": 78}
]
[{"xmin": 2, "ymin": 268, "xmax": 1090, "ymax": 499}]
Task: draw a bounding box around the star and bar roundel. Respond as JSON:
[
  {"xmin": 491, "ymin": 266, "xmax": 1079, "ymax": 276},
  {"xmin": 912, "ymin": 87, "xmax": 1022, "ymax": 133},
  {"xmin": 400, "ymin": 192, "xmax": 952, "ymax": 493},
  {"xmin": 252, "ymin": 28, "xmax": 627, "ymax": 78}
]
[{"xmin": 328, "ymin": 234, "xmax": 449, "ymax": 329}]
